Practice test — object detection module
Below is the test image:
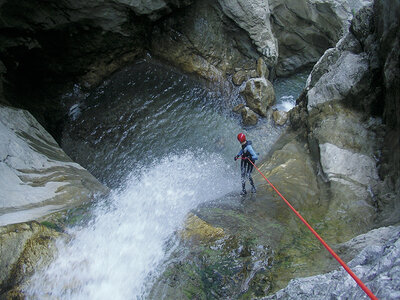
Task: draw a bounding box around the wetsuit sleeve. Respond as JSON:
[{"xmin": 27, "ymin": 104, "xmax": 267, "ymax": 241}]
[{"xmin": 247, "ymin": 145, "xmax": 258, "ymax": 160}]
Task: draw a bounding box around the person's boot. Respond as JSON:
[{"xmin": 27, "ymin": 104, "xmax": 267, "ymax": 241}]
[
  {"xmin": 249, "ymin": 177, "xmax": 256, "ymax": 193},
  {"xmin": 241, "ymin": 183, "xmax": 247, "ymax": 195}
]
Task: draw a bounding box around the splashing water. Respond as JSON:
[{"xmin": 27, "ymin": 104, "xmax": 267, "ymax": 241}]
[
  {"xmin": 25, "ymin": 59, "xmax": 309, "ymax": 298},
  {"xmin": 26, "ymin": 152, "xmax": 236, "ymax": 299},
  {"xmin": 273, "ymin": 69, "xmax": 310, "ymax": 112}
]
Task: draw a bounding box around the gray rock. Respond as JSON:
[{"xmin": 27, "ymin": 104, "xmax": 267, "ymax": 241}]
[
  {"xmin": 305, "ymin": 31, "xmax": 363, "ymax": 90},
  {"xmin": 151, "ymin": 0, "xmax": 259, "ymax": 82},
  {"xmin": 263, "ymin": 225, "xmax": 400, "ymax": 300},
  {"xmin": 305, "ymin": 47, "xmax": 341, "ymax": 90},
  {"xmin": 115, "ymin": 0, "xmax": 193, "ymax": 20},
  {"xmin": 272, "ymin": 110, "xmax": 288, "ymax": 126},
  {"xmin": 269, "ymin": 0, "xmax": 353, "ymax": 76},
  {"xmin": 0, "ymin": 105, "xmax": 107, "ymax": 226},
  {"xmin": 232, "ymin": 103, "xmax": 245, "ymax": 113},
  {"xmin": 308, "ymin": 102, "xmax": 382, "ymax": 156},
  {"xmin": 306, "ymin": 102, "xmax": 382, "ymax": 235},
  {"xmin": 374, "ymin": 0, "xmax": 400, "ymax": 197},
  {"xmin": 256, "ymin": 57, "xmax": 269, "ymax": 78},
  {"xmin": 217, "ymin": 0, "xmax": 278, "ymax": 65},
  {"xmin": 336, "ymin": 30, "xmax": 363, "ymax": 53},
  {"xmin": 319, "ymin": 142, "xmax": 378, "ymax": 190},
  {"xmin": 241, "ymin": 106, "xmax": 258, "ymax": 126},
  {"xmin": 350, "ymin": 3, "xmax": 375, "ymax": 46},
  {"xmin": 307, "ymin": 51, "xmax": 370, "ymax": 111},
  {"xmin": 232, "ymin": 69, "xmax": 257, "ymax": 86},
  {"xmin": 347, "ymin": 0, "xmax": 373, "ymax": 14},
  {"xmin": 0, "ymin": 221, "xmax": 61, "ymax": 296},
  {"xmin": 335, "ymin": 225, "xmax": 400, "ymax": 262},
  {"xmin": 241, "ymin": 78, "xmax": 275, "ymax": 117},
  {"xmin": 0, "ymin": 60, "xmax": 7, "ymax": 106}
]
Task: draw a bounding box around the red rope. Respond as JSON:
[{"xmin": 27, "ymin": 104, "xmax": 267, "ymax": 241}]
[{"xmin": 240, "ymin": 157, "xmax": 378, "ymax": 300}]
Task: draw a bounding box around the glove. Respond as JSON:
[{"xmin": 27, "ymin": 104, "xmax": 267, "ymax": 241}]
[{"xmin": 234, "ymin": 155, "xmax": 239, "ymax": 161}]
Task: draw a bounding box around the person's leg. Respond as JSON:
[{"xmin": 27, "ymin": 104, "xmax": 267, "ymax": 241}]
[
  {"xmin": 247, "ymin": 162, "xmax": 256, "ymax": 193},
  {"xmin": 240, "ymin": 160, "xmax": 247, "ymax": 194}
]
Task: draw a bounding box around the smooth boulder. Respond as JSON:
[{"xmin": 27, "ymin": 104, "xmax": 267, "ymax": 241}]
[
  {"xmin": 0, "ymin": 105, "xmax": 107, "ymax": 226},
  {"xmin": 241, "ymin": 78, "xmax": 275, "ymax": 117}
]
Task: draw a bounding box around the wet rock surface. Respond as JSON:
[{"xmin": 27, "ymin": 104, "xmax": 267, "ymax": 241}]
[
  {"xmin": 272, "ymin": 110, "xmax": 288, "ymax": 126},
  {"xmin": 241, "ymin": 106, "xmax": 259, "ymax": 126},
  {"xmin": 304, "ymin": 0, "xmax": 399, "ymax": 228},
  {"xmin": 241, "ymin": 78, "xmax": 276, "ymax": 117},
  {"xmin": 0, "ymin": 105, "xmax": 107, "ymax": 226},
  {"xmin": 0, "ymin": 221, "xmax": 62, "ymax": 298},
  {"xmin": 148, "ymin": 133, "xmax": 338, "ymax": 298},
  {"xmin": 150, "ymin": 0, "xmax": 260, "ymax": 82},
  {"xmin": 264, "ymin": 225, "xmax": 400, "ymax": 300},
  {"xmin": 269, "ymin": 0, "xmax": 352, "ymax": 76}
]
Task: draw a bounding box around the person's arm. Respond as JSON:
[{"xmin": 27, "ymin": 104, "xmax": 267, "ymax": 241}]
[
  {"xmin": 234, "ymin": 149, "xmax": 243, "ymax": 161},
  {"xmin": 247, "ymin": 145, "xmax": 258, "ymax": 160}
]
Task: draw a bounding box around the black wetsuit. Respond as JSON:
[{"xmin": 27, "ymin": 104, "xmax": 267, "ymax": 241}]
[{"xmin": 236, "ymin": 141, "xmax": 258, "ymax": 194}]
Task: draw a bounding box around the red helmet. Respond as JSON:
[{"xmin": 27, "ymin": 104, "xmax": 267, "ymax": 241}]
[{"xmin": 237, "ymin": 133, "xmax": 246, "ymax": 143}]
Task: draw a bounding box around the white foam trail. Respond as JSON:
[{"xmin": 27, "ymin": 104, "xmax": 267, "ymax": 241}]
[
  {"xmin": 276, "ymin": 96, "xmax": 295, "ymax": 112},
  {"xmin": 26, "ymin": 152, "xmax": 237, "ymax": 299}
]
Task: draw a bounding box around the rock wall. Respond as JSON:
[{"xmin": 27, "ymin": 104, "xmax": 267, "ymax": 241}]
[
  {"xmin": 151, "ymin": 0, "xmax": 354, "ymax": 80},
  {"xmin": 150, "ymin": 0, "xmax": 277, "ymax": 82},
  {"xmin": 0, "ymin": 221, "xmax": 62, "ymax": 298},
  {"xmin": 0, "ymin": 0, "xmax": 356, "ymax": 137},
  {"xmin": 0, "ymin": 105, "xmax": 107, "ymax": 226},
  {"xmin": 217, "ymin": 0, "xmax": 278, "ymax": 66},
  {"xmin": 269, "ymin": 0, "xmax": 354, "ymax": 76},
  {"xmin": 289, "ymin": 0, "xmax": 400, "ymax": 233},
  {"xmin": 0, "ymin": 104, "xmax": 107, "ymax": 296},
  {"xmin": 0, "ymin": 0, "xmax": 193, "ymax": 137},
  {"xmin": 373, "ymin": 0, "xmax": 400, "ymax": 213},
  {"xmin": 150, "ymin": 0, "xmax": 257, "ymax": 82},
  {"xmin": 262, "ymin": 1, "xmax": 399, "ymax": 296}
]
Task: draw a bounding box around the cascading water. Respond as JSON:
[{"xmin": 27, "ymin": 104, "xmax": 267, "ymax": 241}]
[
  {"xmin": 27, "ymin": 153, "xmax": 236, "ymax": 299},
  {"xmin": 26, "ymin": 59, "xmax": 307, "ymax": 298},
  {"xmin": 273, "ymin": 69, "xmax": 310, "ymax": 112}
]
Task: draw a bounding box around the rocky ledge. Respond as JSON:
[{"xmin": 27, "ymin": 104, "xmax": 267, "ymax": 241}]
[
  {"xmin": 0, "ymin": 105, "xmax": 107, "ymax": 297},
  {"xmin": 265, "ymin": 225, "xmax": 400, "ymax": 299},
  {"xmin": 0, "ymin": 105, "xmax": 107, "ymax": 226}
]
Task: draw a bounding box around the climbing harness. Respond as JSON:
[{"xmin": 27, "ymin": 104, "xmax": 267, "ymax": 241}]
[{"xmin": 240, "ymin": 157, "xmax": 378, "ymax": 300}]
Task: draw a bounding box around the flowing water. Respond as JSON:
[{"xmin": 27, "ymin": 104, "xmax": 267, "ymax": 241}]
[
  {"xmin": 26, "ymin": 59, "xmax": 307, "ymax": 299},
  {"xmin": 273, "ymin": 69, "xmax": 309, "ymax": 112}
]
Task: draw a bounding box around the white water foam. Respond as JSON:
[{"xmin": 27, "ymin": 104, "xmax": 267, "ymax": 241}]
[
  {"xmin": 275, "ymin": 96, "xmax": 295, "ymax": 112},
  {"xmin": 26, "ymin": 152, "xmax": 237, "ymax": 299}
]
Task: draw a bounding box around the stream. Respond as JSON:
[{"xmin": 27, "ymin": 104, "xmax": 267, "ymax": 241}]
[{"xmin": 26, "ymin": 59, "xmax": 307, "ymax": 299}]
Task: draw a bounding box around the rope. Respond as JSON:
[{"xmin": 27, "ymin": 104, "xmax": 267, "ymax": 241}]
[{"xmin": 240, "ymin": 157, "xmax": 378, "ymax": 300}]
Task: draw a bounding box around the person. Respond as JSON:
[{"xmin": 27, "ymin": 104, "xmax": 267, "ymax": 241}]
[{"xmin": 234, "ymin": 133, "xmax": 258, "ymax": 195}]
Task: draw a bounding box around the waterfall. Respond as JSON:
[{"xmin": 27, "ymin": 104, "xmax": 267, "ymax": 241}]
[
  {"xmin": 26, "ymin": 152, "xmax": 236, "ymax": 299},
  {"xmin": 25, "ymin": 59, "xmax": 307, "ymax": 298}
]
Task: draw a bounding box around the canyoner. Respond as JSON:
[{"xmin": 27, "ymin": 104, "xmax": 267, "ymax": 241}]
[{"xmin": 234, "ymin": 133, "xmax": 258, "ymax": 195}]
